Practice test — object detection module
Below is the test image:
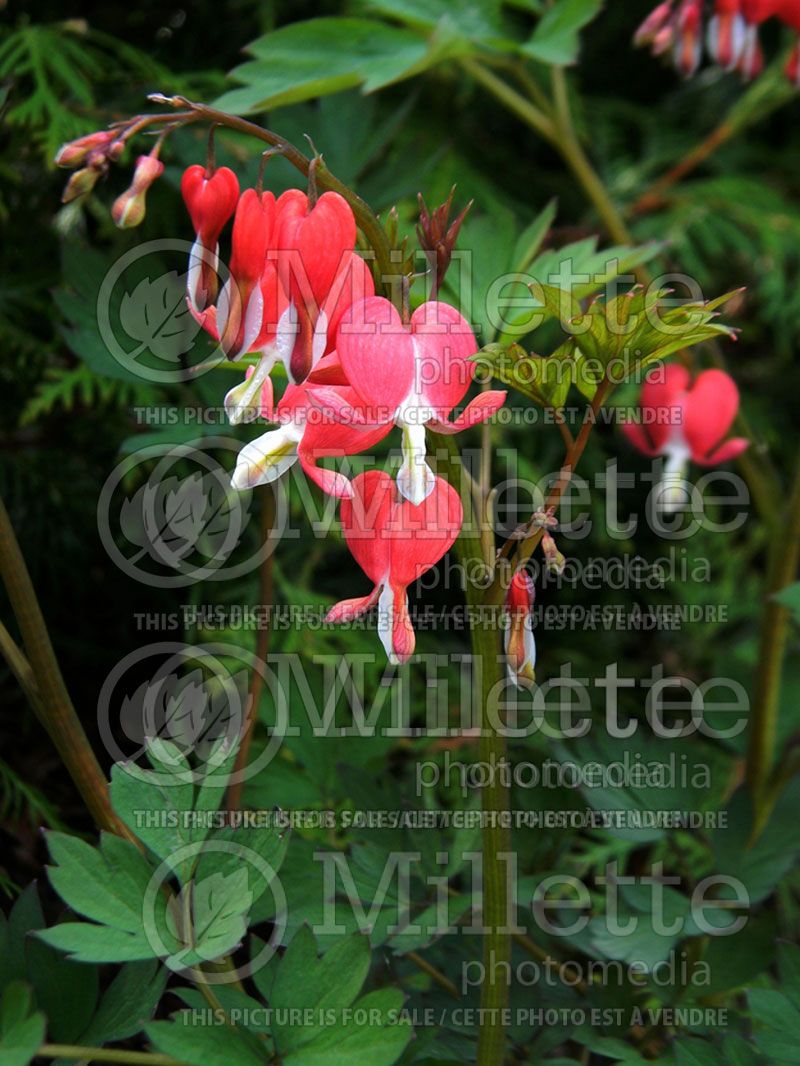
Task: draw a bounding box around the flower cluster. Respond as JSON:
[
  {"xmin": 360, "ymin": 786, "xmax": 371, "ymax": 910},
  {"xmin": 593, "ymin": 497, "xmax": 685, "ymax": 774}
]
[
  {"xmin": 635, "ymin": 0, "xmax": 800, "ymax": 82},
  {"xmin": 181, "ymin": 163, "xmax": 506, "ymax": 662}
]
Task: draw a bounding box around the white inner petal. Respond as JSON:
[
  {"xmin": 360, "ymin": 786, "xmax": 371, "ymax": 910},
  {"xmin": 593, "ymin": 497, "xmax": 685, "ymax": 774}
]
[
  {"xmin": 656, "ymin": 429, "xmax": 692, "ymax": 515},
  {"xmin": 238, "ymin": 285, "xmax": 265, "ymax": 360},
  {"xmin": 377, "ymin": 581, "xmax": 396, "ymax": 663},
  {"xmin": 231, "ymin": 425, "xmax": 302, "ymax": 491},
  {"xmin": 396, "ymin": 421, "xmax": 435, "ymax": 506},
  {"xmin": 224, "ymin": 349, "xmax": 276, "ymax": 425}
]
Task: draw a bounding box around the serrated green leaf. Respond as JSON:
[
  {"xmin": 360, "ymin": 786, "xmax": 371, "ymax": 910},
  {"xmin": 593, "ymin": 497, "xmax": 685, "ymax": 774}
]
[
  {"xmin": 147, "ymin": 1014, "xmax": 265, "ymax": 1066},
  {"xmin": 217, "ymin": 18, "xmax": 448, "ymax": 115},
  {"xmin": 169, "ymin": 867, "xmax": 252, "ymax": 966},
  {"xmin": 270, "ymin": 927, "xmax": 371, "ymax": 1054},
  {"xmin": 281, "ymin": 987, "xmax": 410, "ymax": 1066},
  {"xmin": 748, "ymin": 987, "xmax": 800, "ymax": 1062},
  {"xmin": 513, "ymin": 200, "xmax": 557, "ymax": 272},
  {"xmin": 521, "ymin": 0, "xmax": 603, "ymax": 65},
  {"xmin": 35, "ymin": 923, "xmax": 158, "ymax": 964}
]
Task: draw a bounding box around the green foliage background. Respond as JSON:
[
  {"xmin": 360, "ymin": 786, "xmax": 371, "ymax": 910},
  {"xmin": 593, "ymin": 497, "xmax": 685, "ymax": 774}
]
[{"xmin": 1, "ymin": 1, "xmax": 799, "ymax": 1064}]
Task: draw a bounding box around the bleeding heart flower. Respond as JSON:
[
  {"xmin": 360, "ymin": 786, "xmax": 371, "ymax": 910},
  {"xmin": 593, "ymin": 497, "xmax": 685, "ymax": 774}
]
[
  {"xmin": 273, "ymin": 189, "xmax": 357, "ymax": 383},
  {"xmin": 623, "ymin": 365, "xmax": 749, "ymax": 512},
  {"xmin": 315, "ymin": 296, "xmax": 506, "ymax": 506},
  {"xmin": 230, "ymin": 356, "xmax": 388, "ymax": 498},
  {"xmin": 505, "ymin": 569, "xmax": 536, "ymax": 688},
  {"xmin": 216, "ymin": 189, "xmax": 276, "ymax": 361},
  {"xmin": 181, "ymin": 164, "xmax": 240, "ymax": 312},
  {"xmin": 326, "ymin": 470, "xmax": 463, "ymax": 663},
  {"xmin": 223, "ymin": 250, "xmax": 374, "ymax": 426}
]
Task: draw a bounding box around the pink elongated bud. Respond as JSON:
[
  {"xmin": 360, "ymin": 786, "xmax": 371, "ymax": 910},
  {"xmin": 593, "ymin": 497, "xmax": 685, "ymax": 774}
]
[
  {"xmin": 55, "ymin": 128, "xmax": 118, "ymax": 168},
  {"xmin": 674, "ymin": 0, "xmax": 704, "ymax": 76},
  {"xmin": 505, "ymin": 569, "xmax": 536, "ymax": 688},
  {"xmin": 61, "ymin": 166, "xmax": 102, "ymax": 204},
  {"xmin": 635, "ymin": 1, "xmax": 676, "ymax": 45},
  {"xmin": 652, "ymin": 22, "xmax": 678, "ymax": 53},
  {"xmin": 707, "ymin": 0, "xmax": 746, "ymax": 67},
  {"xmin": 738, "ymin": 24, "xmax": 764, "ymax": 76},
  {"xmin": 111, "ymin": 154, "xmax": 165, "ymax": 229},
  {"xmin": 542, "ymin": 532, "xmax": 566, "ymax": 576}
]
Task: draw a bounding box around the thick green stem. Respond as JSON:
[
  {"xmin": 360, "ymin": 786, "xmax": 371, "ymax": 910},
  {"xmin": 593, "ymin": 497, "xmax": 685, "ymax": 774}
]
[
  {"xmin": 432, "ymin": 434, "xmax": 510, "ymax": 1066},
  {"xmin": 473, "ymin": 632, "xmax": 510, "ymax": 1066},
  {"xmin": 0, "ymin": 496, "xmax": 132, "ymax": 839},
  {"xmin": 549, "ymin": 67, "xmax": 634, "ymax": 248},
  {"xmin": 462, "ymin": 60, "xmax": 633, "ymax": 249},
  {"xmin": 746, "ymin": 461, "xmax": 800, "ymax": 820}
]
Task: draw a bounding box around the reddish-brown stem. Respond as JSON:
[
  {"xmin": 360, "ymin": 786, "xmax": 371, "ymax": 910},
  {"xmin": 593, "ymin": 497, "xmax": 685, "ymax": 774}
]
[
  {"xmin": 629, "ymin": 121, "xmax": 735, "ymax": 216},
  {"xmin": 489, "ymin": 378, "xmax": 612, "ymax": 597},
  {"xmin": 146, "ymin": 96, "xmax": 399, "ymax": 304}
]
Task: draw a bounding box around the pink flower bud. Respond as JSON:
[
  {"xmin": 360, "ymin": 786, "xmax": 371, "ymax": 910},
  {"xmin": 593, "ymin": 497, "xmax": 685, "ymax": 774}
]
[
  {"xmin": 505, "ymin": 569, "xmax": 536, "ymax": 688},
  {"xmin": 542, "ymin": 533, "xmax": 566, "ymax": 576},
  {"xmin": 111, "ymin": 154, "xmax": 164, "ymax": 229},
  {"xmin": 55, "ymin": 129, "xmax": 117, "ymax": 168},
  {"xmin": 634, "ymin": 1, "xmax": 675, "ymax": 46}
]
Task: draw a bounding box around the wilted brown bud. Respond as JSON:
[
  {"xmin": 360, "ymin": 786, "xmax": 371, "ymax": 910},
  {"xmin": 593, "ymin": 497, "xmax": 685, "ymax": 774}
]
[{"xmin": 417, "ymin": 186, "xmax": 472, "ymax": 297}]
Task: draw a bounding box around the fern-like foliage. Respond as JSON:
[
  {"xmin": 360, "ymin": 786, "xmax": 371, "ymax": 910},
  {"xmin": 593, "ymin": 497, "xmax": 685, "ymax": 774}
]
[
  {"xmin": 20, "ymin": 364, "xmax": 158, "ymax": 426},
  {"xmin": 0, "ymin": 20, "xmax": 176, "ymax": 160},
  {"xmin": 0, "ymin": 756, "xmax": 66, "ymax": 833}
]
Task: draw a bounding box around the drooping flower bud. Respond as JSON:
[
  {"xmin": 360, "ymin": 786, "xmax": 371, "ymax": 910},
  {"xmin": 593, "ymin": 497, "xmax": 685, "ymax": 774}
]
[
  {"xmin": 504, "ymin": 569, "xmax": 536, "ymax": 688},
  {"xmin": 674, "ymin": 0, "xmax": 704, "ymax": 76},
  {"xmin": 61, "ymin": 166, "xmax": 102, "ymax": 204},
  {"xmin": 634, "ymin": 1, "xmax": 676, "ymax": 46},
  {"xmin": 55, "ymin": 129, "xmax": 118, "ymax": 168},
  {"xmin": 542, "ymin": 532, "xmax": 566, "ymax": 577},
  {"xmin": 111, "ymin": 154, "xmax": 165, "ymax": 229}
]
